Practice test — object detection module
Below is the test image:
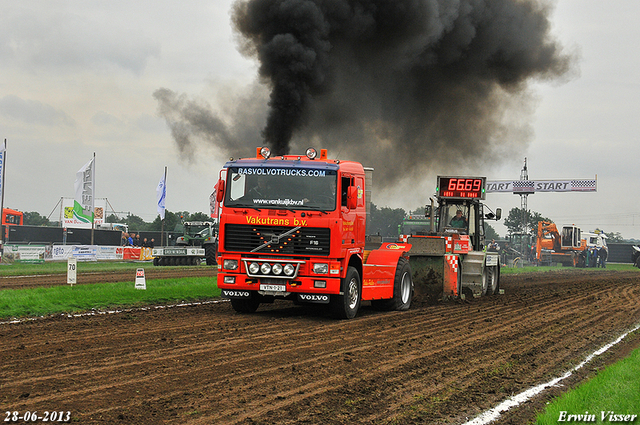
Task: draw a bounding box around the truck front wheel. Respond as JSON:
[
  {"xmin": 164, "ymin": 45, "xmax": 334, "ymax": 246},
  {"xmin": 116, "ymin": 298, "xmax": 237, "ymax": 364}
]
[
  {"xmin": 230, "ymin": 293, "xmax": 260, "ymax": 313},
  {"xmin": 331, "ymin": 266, "xmax": 361, "ymax": 319}
]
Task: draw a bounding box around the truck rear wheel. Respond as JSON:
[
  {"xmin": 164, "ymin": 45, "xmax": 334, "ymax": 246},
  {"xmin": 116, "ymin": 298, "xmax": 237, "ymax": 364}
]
[
  {"xmin": 331, "ymin": 266, "xmax": 361, "ymax": 319},
  {"xmin": 372, "ymin": 257, "xmax": 413, "ymax": 311}
]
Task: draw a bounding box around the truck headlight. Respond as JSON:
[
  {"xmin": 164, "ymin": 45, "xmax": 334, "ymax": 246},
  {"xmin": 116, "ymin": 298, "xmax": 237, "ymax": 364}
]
[
  {"xmin": 223, "ymin": 259, "xmax": 238, "ymax": 270},
  {"xmin": 260, "ymin": 262, "xmax": 272, "ymax": 274},
  {"xmin": 283, "ymin": 263, "xmax": 295, "ymax": 276},
  {"xmin": 313, "ymin": 263, "xmax": 329, "ymax": 274},
  {"xmin": 249, "ymin": 262, "xmax": 260, "ymax": 274},
  {"xmin": 272, "ymin": 263, "xmax": 283, "ymax": 275}
]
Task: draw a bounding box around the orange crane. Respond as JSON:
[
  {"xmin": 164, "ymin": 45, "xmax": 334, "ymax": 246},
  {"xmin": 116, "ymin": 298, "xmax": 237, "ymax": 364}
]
[{"xmin": 535, "ymin": 221, "xmax": 587, "ymax": 267}]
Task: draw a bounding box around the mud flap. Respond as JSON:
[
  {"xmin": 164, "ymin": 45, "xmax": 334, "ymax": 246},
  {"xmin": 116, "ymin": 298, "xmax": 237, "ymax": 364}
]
[
  {"xmin": 409, "ymin": 256, "xmax": 442, "ymax": 304},
  {"xmin": 444, "ymin": 254, "xmax": 460, "ymax": 298}
]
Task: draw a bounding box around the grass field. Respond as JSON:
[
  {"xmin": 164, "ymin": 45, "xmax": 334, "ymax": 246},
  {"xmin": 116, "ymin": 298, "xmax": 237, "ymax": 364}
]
[
  {"xmin": 0, "ymin": 274, "xmax": 219, "ymax": 320},
  {"xmin": 535, "ymin": 344, "xmax": 640, "ymax": 424}
]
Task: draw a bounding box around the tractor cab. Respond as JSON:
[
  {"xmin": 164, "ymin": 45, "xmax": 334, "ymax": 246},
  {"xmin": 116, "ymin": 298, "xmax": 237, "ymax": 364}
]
[{"xmin": 432, "ymin": 177, "xmax": 501, "ymax": 252}]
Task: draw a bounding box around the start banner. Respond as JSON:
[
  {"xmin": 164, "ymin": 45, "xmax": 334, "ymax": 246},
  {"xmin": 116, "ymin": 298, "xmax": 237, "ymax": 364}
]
[{"xmin": 486, "ymin": 178, "xmax": 597, "ymax": 193}]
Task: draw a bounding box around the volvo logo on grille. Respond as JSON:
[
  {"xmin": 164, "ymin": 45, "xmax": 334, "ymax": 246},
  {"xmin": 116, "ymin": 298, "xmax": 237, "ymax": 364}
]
[
  {"xmin": 222, "ymin": 290, "xmax": 251, "ymax": 298},
  {"xmin": 298, "ymin": 294, "xmax": 330, "ymax": 304},
  {"xmin": 270, "ymin": 235, "xmax": 280, "ymax": 244}
]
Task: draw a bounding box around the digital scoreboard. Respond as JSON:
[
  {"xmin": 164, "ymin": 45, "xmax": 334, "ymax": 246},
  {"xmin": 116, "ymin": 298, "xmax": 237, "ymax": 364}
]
[{"xmin": 437, "ymin": 176, "xmax": 486, "ymax": 200}]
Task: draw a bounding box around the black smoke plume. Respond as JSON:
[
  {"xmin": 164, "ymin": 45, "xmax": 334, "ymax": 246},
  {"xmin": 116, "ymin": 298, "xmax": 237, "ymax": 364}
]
[{"xmin": 157, "ymin": 0, "xmax": 574, "ymax": 186}]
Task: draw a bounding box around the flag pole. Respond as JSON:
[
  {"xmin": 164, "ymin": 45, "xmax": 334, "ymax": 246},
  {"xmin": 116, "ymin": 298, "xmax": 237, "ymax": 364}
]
[
  {"xmin": 0, "ymin": 139, "xmax": 7, "ymax": 254},
  {"xmin": 90, "ymin": 152, "xmax": 96, "ymax": 246},
  {"xmin": 161, "ymin": 166, "xmax": 167, "ymax": 246}
]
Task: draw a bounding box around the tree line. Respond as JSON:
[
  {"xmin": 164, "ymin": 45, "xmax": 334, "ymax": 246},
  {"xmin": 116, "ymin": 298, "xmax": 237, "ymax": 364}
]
[
  {"xmin": 19, "ymin": 206, "xmax": 629, "ymax": 242},
  {"xmin": 21, "ymin": 211, "xmax": 214, "ymax": 233}
]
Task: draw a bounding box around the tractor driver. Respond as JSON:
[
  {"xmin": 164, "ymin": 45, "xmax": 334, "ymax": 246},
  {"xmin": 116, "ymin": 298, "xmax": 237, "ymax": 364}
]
[{"xmin": 449, "ymin": 209, "xmax": 468, "ymax": 229}]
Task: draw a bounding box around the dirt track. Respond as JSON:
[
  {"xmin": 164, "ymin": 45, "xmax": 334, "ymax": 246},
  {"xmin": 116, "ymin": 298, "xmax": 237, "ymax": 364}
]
[{"xmin": 1, "ymin": 269, "xmax": 640, "ymax": 424}]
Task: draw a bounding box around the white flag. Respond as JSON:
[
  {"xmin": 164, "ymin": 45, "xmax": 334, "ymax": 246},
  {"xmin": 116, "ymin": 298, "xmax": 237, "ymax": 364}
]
[
  {"xmin": 73, "ymin": 158, "xmax": 94, "ymax": 224},
  {"xmin": 156, "ymin": 172, "xmax": 166, "ymax": 220}
]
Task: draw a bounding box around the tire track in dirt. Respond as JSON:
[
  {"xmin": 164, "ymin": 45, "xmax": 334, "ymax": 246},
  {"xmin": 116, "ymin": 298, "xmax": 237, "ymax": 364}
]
[{"xmin": 1, "ymin": 270, "xmax": 639, "ymax": 424}]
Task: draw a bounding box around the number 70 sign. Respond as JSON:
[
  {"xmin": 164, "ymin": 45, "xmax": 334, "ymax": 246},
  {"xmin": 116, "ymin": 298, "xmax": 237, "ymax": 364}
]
[{"xmin": 67, "ymin": 257, "xmax": 77, "ymax": 285}]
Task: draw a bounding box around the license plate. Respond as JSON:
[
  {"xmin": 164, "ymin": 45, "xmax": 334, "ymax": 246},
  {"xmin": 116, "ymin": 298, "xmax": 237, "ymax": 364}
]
[{"xmin": 260, "ymin": 284, "xmax": 286, "ymax": 292}]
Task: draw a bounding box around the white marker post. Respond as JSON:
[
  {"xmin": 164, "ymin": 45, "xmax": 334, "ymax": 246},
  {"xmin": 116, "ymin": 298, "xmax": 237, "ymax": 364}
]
[
  {"xmin": 135, "ymin": 268, "xmax": 146, "ymax": 290},
  {"xmin": 67, "ymin": 257, "xmax": 77, "ymax": 286}
]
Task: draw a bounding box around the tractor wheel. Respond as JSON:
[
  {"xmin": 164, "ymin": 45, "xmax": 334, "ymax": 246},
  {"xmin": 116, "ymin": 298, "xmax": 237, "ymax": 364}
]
[
  {"xmin": 330, "ymin": 266, "xmax": 361, "ymax": 319},
  {"xmin": 486, "ymin": 266, "xmax": 500, "ymax": 295},
  {"xmin": 371, "ymin": 257, "xmax": 413, "ymax": 311},
  {"xmin": 462, "ymin": 286, "xmax": 475, "ymax": 300},
  {"xmin": 205, "ymin": 244, "xmax": 217, "ymax": 265},
  {"xmin": 481, "ymin": 267, "xmax": 488, "ymax": 296},
  {"xmin": 230, "ymin": 293, "xmax": 260, "ymax": 313}
]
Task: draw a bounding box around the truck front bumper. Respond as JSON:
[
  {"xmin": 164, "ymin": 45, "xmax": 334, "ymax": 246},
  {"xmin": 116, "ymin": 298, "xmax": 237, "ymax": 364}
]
[{"xmin": 217, "ymin": 272, "xmax": 342, "ymax": 297}]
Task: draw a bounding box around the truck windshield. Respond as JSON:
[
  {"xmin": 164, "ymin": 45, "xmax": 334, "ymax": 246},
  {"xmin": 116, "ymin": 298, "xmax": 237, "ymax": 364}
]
[
  {"xmin": 224, "ymin": 167, "xmax": 337, "ymax": 211},
  {"xmin": 399, "ymin": 217, "xmax": 432, "ymax": 235}
]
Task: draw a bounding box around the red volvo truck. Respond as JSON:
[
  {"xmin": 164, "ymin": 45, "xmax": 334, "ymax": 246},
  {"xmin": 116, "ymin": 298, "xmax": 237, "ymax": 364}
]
[{"xmin": 213, "ymin": 147, "xmax": 412, "ymax": 319}]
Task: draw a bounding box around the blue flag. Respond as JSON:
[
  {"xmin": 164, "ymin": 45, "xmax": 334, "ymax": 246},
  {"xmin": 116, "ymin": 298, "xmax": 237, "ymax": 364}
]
[{"xmin": 156, "ymin": 172, "xmax": 166, "ymax": 220}]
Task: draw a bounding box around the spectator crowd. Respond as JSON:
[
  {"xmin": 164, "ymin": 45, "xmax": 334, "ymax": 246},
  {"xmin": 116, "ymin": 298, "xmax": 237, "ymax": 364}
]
[{"xmin": 121, "ymin": 232, "xmax": 155, "ymax": 248}]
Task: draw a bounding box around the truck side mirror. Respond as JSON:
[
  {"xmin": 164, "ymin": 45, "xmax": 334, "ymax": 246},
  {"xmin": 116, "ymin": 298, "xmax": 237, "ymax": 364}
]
[
  {"xmin": 216, "ymin": 180, "xmax": 225, "ymax": 203},
  {"xmin": 346, "ymin": 186, "xmax": 357, "ymax": 209},
  {"xmin": 495, "ymin": 208, "xmax": 502, "ymax": 220}
]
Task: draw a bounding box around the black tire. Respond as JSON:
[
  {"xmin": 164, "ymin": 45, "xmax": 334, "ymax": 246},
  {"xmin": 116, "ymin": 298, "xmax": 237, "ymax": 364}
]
[
  {"xmin": 486, "ymin": 266, "xmax": 500, "ymax": 295},
  {"xmin": 330, "ymin": 266, "xmax": 361, "ymax": 319},
  {"xmin": 372, "ymin": 257, "xmax": 413, "ymax": 311},
  {"xmin": 205, "ymin": 244, "xmax": 217, "ymax": 266},
  {"xmin": 230, "ymin": 293, "xmax": 260, "ymax": 313},
  {"xmin": 480, "ymin": 267, "xmax": 488, "ymax": 296},
  {"xmin": 462, "ymin": 286, "xmax": 474, "ymax": 300},
  {"xmin": 153, "ymin": 257, "xmax": 159, "ymax": 266}
]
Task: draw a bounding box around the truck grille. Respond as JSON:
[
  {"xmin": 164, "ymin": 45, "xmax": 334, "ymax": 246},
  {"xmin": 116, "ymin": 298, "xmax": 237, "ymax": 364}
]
[{"xmin": 224, "ymin": 224, "xmax": 330, "ymax": 256}]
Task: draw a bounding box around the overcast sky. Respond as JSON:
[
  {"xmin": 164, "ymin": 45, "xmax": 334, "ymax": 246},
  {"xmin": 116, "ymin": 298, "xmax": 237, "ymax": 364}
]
[{"xmin": 1, "ymin": 1, "xmax": 639, "ymax": 239}]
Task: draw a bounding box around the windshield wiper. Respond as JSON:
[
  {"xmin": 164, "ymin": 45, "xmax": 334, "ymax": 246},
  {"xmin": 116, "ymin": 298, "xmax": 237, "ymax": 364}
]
[{"xmin": 228, "ymin": 202, "xmax": 262, "ymax": 212}]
